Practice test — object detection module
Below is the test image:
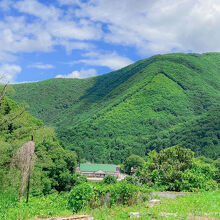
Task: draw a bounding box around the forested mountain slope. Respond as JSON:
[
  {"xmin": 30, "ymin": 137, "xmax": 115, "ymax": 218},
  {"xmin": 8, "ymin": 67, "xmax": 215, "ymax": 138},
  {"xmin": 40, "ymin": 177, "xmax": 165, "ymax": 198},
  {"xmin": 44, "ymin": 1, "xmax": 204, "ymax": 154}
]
[{"xmin": 11, "ymin": 53, "xmax": 220, "ymax": 163}]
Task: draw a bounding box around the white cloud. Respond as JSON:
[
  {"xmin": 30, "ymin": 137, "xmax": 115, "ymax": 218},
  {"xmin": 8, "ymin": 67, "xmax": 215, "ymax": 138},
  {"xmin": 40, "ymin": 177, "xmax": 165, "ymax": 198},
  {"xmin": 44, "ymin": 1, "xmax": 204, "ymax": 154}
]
[
  {"xmin": 0, "ymin": 0, "xmax": 102, "ymax": 63},
  {"xmin": 0, "ymin": 64, "xmax": 21, "ymax": 83},
  {"xmin": 0, "ymin": 16, "xmax": 54, "ymax": 54},
  {"xmin": 74, "ymin": 0, "xmax": 220, "ymax": 54},
  {"xmin": 14, "ymin": 0, "xmax": 62, "ymax": 21},
  {"xmin": 28, "ymin": 63, "xmax": 54, "ymax": 69},
  {"xmin": 0, "ymin": 0, "xmax": 13, "ymax": 11},
  {"xmin": 56, "ymin": 68, "xmax": 97, "ymax": 79},
  {"xmin": 0, "ymin": 51, "xmax": 16, "ymax": 62},
  {"xmin": 58, "ymin": 40, "xmax": 94, "ymax": 54},
  {"xmin": 47, "ymin": 19, "xmax": 102, "ymax": 40},
  {"xmin": 73, "ymin": 51, "xmax": 133, "ymax": 70},
  {"xmin": 1, "ymin": 0, "xmax": 220, "ymax": 80},
  {"xmin": 58, "ymin": 0, "xmax": 82, "ymax": 6}
]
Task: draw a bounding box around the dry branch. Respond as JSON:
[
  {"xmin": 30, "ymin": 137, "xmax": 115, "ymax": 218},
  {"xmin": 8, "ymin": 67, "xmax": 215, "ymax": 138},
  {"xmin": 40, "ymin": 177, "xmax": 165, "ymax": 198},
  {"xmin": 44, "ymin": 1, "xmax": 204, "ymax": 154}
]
[{"xmin": 11, "ymin": 141, "xmax": 36, "ymax": 200}]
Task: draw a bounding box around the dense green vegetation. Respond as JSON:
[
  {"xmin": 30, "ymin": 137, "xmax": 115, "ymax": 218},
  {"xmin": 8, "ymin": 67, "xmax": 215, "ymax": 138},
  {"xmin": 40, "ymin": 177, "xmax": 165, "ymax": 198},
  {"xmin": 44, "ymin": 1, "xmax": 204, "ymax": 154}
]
[
  {"xmin": 124, "ymin": 154, "xmax": 145, "ymax": 174},
  {"xmin": 1, "ymin": 187, "xmax": 219, "ymax": 219},
  {"xmin": 136, "ymin": 145, "xmax": 218, "ymax": 191},
  {"xmin": 81, "ymin": 190, "xmax": 220, "ymax": 219},
  {"xmin": 1, "ymin": 52, "xmax": 220, "ymax": 219},
  {"xmin": 0, "ymin": 115, "xmax": 219, "ymax": 220},
  {"xmin": 102, "ymin": 175, "xmax": 117, "ymax": 184},
  {"xmin": 11, "ymin": 53, "xmax": 220, "ymax": 163},
  {"xmin": 0, "ymin": 89, "xmax": 78, "ymax": 197}
]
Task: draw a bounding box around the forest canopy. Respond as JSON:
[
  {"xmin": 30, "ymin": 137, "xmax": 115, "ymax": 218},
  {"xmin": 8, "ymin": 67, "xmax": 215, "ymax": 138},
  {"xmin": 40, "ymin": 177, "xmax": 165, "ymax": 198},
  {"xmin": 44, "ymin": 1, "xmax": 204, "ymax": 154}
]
[
  {"xmin": 10, "ymin": 53, "xmax": 220, "ymax": 163},
  {"xmin": 0, "ymin": 86, "xmax": 78, "ymax": 197}
]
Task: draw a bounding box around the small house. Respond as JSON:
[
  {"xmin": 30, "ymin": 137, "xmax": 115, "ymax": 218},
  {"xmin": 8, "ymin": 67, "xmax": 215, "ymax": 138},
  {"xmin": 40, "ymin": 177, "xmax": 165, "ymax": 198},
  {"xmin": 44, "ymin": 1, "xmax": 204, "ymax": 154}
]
[{"xmin": 77, "ymin": 163, "xmax": 120, "ymax": 181}]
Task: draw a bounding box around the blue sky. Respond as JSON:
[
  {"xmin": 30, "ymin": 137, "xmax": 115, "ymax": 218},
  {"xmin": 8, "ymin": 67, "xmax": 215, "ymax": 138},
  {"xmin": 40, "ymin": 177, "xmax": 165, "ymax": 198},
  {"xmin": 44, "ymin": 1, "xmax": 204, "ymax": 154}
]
[{"xmin": 0, "ymin": 0, "xmax": 220, "ymax": 83}]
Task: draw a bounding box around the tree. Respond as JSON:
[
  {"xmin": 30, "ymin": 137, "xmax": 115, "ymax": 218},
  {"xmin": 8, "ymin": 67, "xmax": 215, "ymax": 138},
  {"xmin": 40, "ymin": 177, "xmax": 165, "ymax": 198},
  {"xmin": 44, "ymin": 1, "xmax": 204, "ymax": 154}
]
[
  {"xmin": 0, "ymin": 82, "xmax": 79, "ymax": 197},
  {"xmin": 213, "ymin": 158, "xmax": 220, "ymax": 183},
  {"xmin": 0, "ymin": 83, "xmax": 25, "ymax": 128},
  {"xmin": 37, "ymin": 146, "xmax": 78, "ymax": 192},
  {"xmin": 103, "ymin": 175, "xmax": 117, "ymax": 184},
  {"xmin": 136, "ymin": 145, "xmax": 217, "ymax": 191},
  {"xmin": 124, "ymin": 154, "xmax": 145, "ymax": 174}
]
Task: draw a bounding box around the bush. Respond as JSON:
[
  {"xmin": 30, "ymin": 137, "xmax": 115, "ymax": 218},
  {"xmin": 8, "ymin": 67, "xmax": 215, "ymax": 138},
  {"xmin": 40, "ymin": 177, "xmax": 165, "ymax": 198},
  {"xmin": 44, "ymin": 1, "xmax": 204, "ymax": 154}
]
[
  {"xmin": 181, "ymin": 161, "xmax": 218, "ymax": 191},
  {"xmin": 124, "ymin": 175, "xmax": 139, "ymax": 185},
  {"xmin": 103, "ymin": 175, "xmax": 117, "ymax": 184},
  {"xmin": 124, "ymin": 154, "xmax": 145, "ymax": 174},
  {"xmin": 68, "ymin": 184, "xmax": 94, "ymax": 213},
  {"xmin": 68, "ymin": 182, "xmax": 151, "ymax": 213},
  {"xmin": 213, "ymin": 158, "xmax": 220, "ymax": 184},
  {"xmin": 72, "ymin": 173, "xmax": 87, "ymax": 186},
  {"xmin": 136, "ymin": 145, "xmax": 217, "ymax": 191},
  {"xmin": 113, "ymin": 182, "xmax": 139, "ymax": 205}
]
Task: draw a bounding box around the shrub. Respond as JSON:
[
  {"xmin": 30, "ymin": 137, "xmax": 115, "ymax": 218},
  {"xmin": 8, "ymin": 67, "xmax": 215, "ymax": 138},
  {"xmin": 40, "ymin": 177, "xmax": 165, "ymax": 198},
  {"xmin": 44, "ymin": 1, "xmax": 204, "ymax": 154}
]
[
  {"xmin": 72, "ymin": 173, "xmax": 87, "ymax": 186},
  {"xmin": 136, "ymin": 145, "xmax": 217, "ymax": 191},
  {"xmin": 213, "ymin": 158, "xmax": 220, "ymax": 184},
  {"xmin": 124, "ymin": 154, "xmax": 145, "ymax": 174},
  {"xmin": 114, "ymin": 182, "xmax": 139, "ymax": 205},
  {"xmin": 68, "ymin": 184, "xmax": 94, "ymax": 213},
  {"xmin": 103, "ymin": 175, "xmax": 117, "ymax": 184},
  {"xmin": 124, "ymin": 175, "xmax": 139, "ymax": 185},
  {"xmin": 181, "ymin": 161, "xmax": 218, "ymax": 191},
  {"xmin": 68, "ymin": 182, "xmax": 151, "ymax": 213}
]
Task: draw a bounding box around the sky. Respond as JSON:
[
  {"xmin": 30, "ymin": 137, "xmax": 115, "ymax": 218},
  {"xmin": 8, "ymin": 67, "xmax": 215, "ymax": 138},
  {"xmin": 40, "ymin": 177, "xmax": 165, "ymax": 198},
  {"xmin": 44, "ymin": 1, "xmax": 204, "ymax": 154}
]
[{"xmin": 0, "ymin": 0, "xmax": 220, "ymax": 83}]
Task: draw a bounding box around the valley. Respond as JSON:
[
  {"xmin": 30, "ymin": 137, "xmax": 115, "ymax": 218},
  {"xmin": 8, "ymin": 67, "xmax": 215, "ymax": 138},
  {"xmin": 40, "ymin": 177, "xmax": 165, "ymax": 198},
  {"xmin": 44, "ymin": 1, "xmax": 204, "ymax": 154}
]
[{"xmin": 10, "ymin": 53, "xmax": 220, "ymax": 163}]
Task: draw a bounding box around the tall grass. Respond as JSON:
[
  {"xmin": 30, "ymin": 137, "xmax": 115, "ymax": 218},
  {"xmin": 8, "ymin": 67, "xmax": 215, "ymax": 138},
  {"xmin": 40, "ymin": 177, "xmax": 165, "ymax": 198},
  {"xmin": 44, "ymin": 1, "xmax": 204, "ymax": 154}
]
[{"xmin": 0, "ymin": 190, "xmax": 219, "ymax": 219}]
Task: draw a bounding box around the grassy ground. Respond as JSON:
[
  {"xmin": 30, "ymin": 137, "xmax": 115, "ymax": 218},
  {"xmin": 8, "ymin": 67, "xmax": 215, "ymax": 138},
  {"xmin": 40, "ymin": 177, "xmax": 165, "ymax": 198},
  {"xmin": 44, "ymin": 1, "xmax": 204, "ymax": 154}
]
[
  {"xmin": 0, "ymin": 193, "xmax": 72, "ymax": 220},
  {"xmin": 1, "ymin": 190, "xmax": 220, "ymax": 219},
  {"xmin": 80, "ymin": 191, "xmax": 220, "ymax": 219}
]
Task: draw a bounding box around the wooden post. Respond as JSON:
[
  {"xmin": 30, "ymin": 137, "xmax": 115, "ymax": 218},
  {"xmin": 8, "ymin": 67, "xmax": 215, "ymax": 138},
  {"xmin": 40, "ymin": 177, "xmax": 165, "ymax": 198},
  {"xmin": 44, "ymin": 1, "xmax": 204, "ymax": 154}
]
[
  {"xmin": 26, "ymin": 167, "xmax": 31, "ymax": 203},
  {"xmin": 26, "ymin": 140, "xmax": 34, "ymax": 203}
]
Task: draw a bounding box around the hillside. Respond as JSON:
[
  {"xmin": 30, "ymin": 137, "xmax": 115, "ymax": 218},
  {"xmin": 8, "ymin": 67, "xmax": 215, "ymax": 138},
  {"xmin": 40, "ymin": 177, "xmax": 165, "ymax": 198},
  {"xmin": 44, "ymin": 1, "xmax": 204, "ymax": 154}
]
[
  {"xmin": 11, "ymin": 53, "xmax": 220, "ymax": 163},
  {"xmin": 0, "ymin": 92, "xmax": 77, "ymax": 194}
]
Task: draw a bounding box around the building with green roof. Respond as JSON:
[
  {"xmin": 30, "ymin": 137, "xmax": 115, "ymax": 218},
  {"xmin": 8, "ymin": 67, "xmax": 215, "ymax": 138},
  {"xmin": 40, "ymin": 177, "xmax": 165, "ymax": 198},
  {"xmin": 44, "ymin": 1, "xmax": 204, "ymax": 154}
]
[{"xmin": 77, "ymin": 163, "xmax": 120, "ymax": 180}]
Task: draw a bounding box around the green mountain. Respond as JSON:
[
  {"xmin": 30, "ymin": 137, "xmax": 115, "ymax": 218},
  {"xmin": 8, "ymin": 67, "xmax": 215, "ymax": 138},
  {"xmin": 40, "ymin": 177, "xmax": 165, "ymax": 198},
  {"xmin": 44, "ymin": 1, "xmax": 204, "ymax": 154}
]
[{"xmin": 10, "ymin": 53, "xmax": 220, "ymax": 163}]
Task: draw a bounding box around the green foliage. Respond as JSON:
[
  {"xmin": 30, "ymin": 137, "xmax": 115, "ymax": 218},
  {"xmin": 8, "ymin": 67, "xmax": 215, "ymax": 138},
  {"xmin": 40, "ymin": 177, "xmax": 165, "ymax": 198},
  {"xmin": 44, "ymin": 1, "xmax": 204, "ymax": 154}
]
[
  {"xmin": 213, "ymin": 158, "xmax": 220, "ymax": 183},
  {"xmin": 147, "ymin": 190, "xmax": 220, "ymax": 219},
  {"xmin": 124, "ymin": 175, "xmax": 139, "ymax": 185},
  {"xmin": 10, "ymin": 53, "xmax": 220, "ymax": 163},
  {"xmin": 196, "ymin": 156, "xmax": 220, "ymax": 184},
  {"xmin": 84, "ymin": 190, "xmax": 220, "ymax": 219},
  {"xmin": 137, "ymin": 145, "xmax": 217, "ymax": 191},
  {"xmin": 68, "ymin": 182, "xmax": 150, "ymax": 213},
  {"xmin": 0, "ymin": 192, "xmax": 18, "ymax": 217},
  {"xmin": 33, "ymin": 146, "xmax": 78, "ymax": 193},
  {"xmin": 124, "ymin": 154, "xmax": 145, "ymax": 174},
  {"xmin": 0, "ymin": 192, "xmax": 72, "ymax": 220},
  {"xmin": 68, "ymin": 184, "xmax": 94, "ymax": 213},
  {"xmin": 111, "ymin": 182, "xmax": 139, "ymax": 205},
  {"xmin": 71, "ymin": 173, "xmax": 88, "ymax": 186},
  {"xmin": 103, "ymin": 175, "xmax": 117, "ymax": 184},
  {"xmin": 0, "ymin": 95, "xmax": 78, "ymax": 196},
  {"xmin": 1, "ymin": 189, "xmax": 220, "ymax": 219},
  {"xmin": 181, "ymin": 161, "xmax": 218, "ymax": 191}
]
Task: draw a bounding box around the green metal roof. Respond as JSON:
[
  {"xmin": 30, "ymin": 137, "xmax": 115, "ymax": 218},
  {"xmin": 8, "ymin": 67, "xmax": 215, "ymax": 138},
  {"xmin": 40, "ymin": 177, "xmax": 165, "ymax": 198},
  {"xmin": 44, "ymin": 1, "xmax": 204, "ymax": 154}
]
[{"xmin": 80, "ymin": 163, "xmax": 119, "ymax": 172}]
